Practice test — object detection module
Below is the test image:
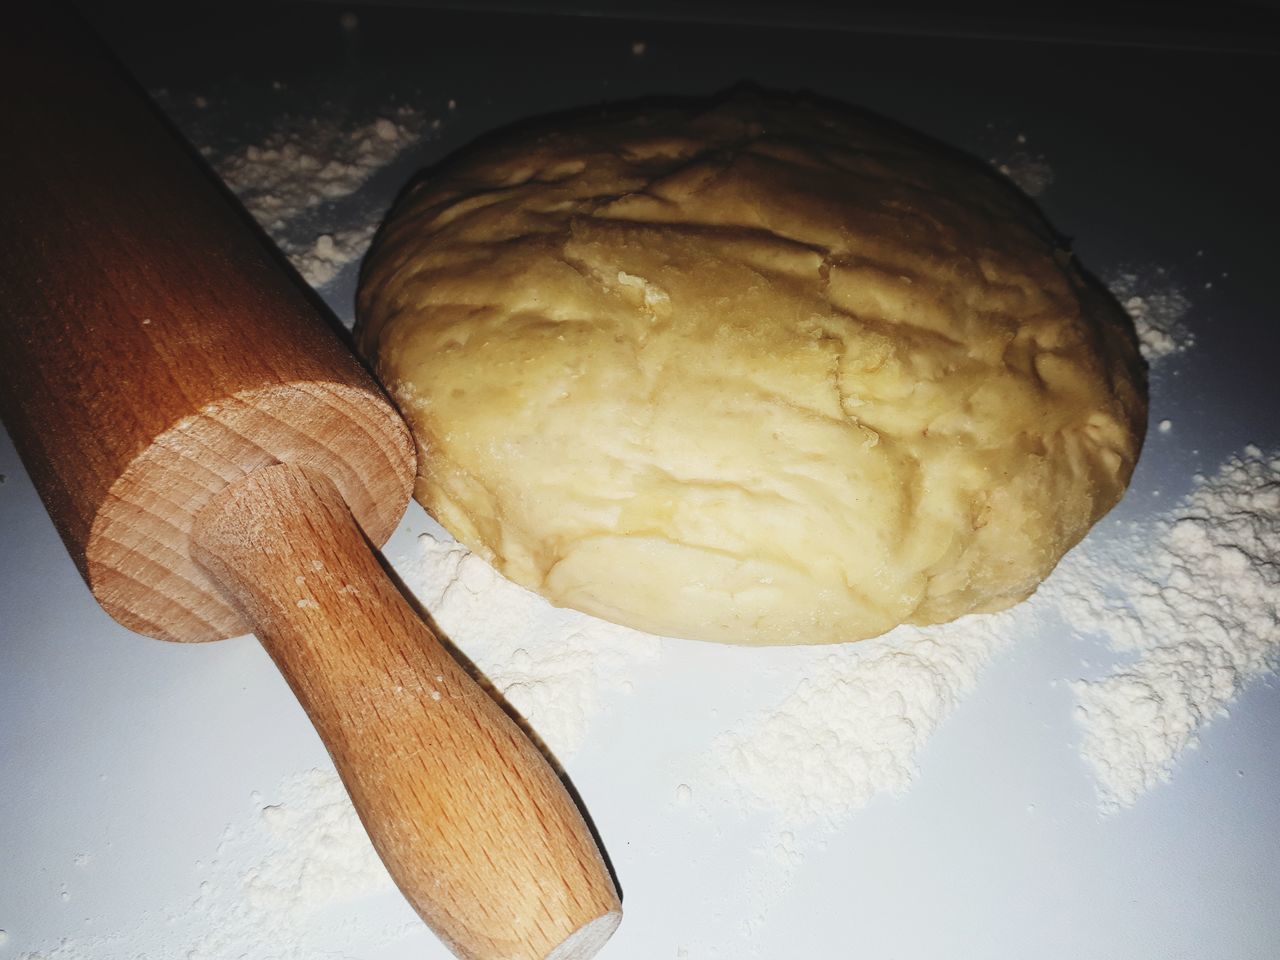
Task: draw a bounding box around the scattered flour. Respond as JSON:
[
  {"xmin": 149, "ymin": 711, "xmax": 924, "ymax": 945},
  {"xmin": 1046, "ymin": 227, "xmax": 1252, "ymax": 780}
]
[
  {"xmin": 993, "ymin": 152, "xmax": 1054, "ymax": 196},
  {"xmin": 214, "ymin": 110, "xmax": 422, "ymax": 228},
  {"xmin": 1050, "ymin": 445, "xmax": 1280, "ymax": 812},
  {"xmin": 1106, "ymin": 268, "xmax": 1194, "ymax": 362},
  {"xmin": 288, "ymin": 223, "xmax": 381, "ymax": 289},
  {"xmin": 206, "ymin": 107, "xmax": 427, "ymax": 290},
  {"xmin": 706, "ymin": 609, "xmax": 1021, "ymax": 831},
  {"xmin": 19, "ymin": 770, "xmax": 422, "ymax": 960},
  {"xmin": 988, "ymin": 132, "xmax": 1054, "ymax": 197},
  {"xmin": 400, "ymin": 531, "xmax": 665, "ymax": 761},
  {"xmin": 665, "ymin": 608, "xmax": 1031, "ymax": 958},
  {"xmin": 663, "ymin": 442, "xmax": 1277, "ymax": 951}
]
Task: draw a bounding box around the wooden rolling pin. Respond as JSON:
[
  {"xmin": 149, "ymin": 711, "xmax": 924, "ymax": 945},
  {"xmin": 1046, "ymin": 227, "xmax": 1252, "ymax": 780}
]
[{"xmin": 0, "ymin": 9, "xmax": 620, "ymax": 960}]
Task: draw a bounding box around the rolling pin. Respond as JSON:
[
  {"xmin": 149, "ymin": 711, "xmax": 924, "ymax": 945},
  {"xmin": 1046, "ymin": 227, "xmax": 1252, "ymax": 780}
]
[{"xmin": 0, "ymin": 9, "xmax": 620, "ymax": 960}]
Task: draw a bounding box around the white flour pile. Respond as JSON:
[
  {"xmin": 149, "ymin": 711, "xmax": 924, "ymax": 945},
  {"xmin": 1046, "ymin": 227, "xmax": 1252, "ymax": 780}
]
[
  {"xmin": 283, "ymin": 222, "xmax": 382, "ymax": 290},
  {"xmin": 207, "ymin": 107, "xmax": 427, "ymax": 289},
  {"xmin": 1053, "ymin": 446, "xmax": 1280, "ymax": 812},
  {"xmin": 1107, "ymin": 268, "xmax": 1194, "ymax": 362}
]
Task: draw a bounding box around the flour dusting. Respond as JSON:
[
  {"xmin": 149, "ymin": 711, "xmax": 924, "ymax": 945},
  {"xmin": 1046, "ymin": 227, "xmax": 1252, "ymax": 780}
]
[
  {"xmin": 706, "ymin": 610, "xmax": 1021, "ymax": 831},
  {"xmin": 1050, "ymin": 445, "xmax": 1280, "ymax": 812},
  {"xmin": 288, "ymin": 223, "xmax": 381, "ymax": 289},
  {"xmin": 19, "ymin": 771, "xmax": 421, "ymax": 960},
  {"xmin": 205, "ymin": 107, "xmax": 427, "ymax": 291},
  {"xmin": 214, "ymin": 111, "xmax": 422, "ymax": 227},
  {"xmin": 993, "ymin": 154, "xmax": 1054, "ymax": 196},
  {"xmin": 1106, "ymin": 269, "xmax": 1194, "ymax": 362},
  {"xmin": 987, "ymin": 132, "xmax": 1054, "ymax": 197},
  {"xmin": 400, "ymin": 530, "xmax": 665, "ymax": 760}
]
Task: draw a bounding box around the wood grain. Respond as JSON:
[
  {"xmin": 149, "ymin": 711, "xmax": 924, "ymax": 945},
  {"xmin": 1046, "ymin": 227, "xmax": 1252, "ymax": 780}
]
[
  {"xmin": 194, "ymin": 464, "xmax": 621, "ymax": 960},
  {"xmin": 0, "ymin": 8, "xmax": 412, "ymax": 640}
]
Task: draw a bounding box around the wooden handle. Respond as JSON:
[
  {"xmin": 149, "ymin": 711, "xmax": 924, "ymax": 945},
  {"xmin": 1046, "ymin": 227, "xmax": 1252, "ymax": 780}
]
[{"xmin": 192, "ymin": 464, "xmax": 620, "ymax": 960}]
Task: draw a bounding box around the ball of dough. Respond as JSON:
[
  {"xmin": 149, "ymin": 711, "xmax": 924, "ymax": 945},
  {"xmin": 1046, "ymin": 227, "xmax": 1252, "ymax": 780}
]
[{"xmin": 357, "ymin": 92, "xmax": 1146, "ymax": 646}]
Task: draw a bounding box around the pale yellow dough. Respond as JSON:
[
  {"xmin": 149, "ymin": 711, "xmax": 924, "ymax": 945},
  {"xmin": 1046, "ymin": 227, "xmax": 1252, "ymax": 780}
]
[{"xmin": 357, "ymin": 93, "xmax": 1146, "ymax": 645}]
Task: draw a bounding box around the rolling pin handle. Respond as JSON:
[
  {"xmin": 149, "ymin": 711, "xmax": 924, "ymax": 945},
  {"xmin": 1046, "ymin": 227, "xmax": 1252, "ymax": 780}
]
[{"xmin": 191, "ymin": 463, "xmax": 621, "ymax": 960}]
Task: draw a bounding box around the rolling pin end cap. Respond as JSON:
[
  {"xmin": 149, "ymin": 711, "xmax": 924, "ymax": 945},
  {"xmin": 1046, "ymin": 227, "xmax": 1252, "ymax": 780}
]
[{"xmin": 545, "ymin": 910, "xmax": 622, "ymax": 960}]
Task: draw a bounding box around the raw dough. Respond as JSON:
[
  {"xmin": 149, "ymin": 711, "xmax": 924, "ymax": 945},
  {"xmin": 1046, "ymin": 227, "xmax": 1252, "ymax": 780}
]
[{"xmin": 357, "ymin": 92, "xmax": 1146, "ymax": 645}]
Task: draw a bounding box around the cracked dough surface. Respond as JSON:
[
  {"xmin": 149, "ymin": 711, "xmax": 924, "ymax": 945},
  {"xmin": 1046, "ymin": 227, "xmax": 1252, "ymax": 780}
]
[{"xmin": 357, "ymin": 93, "xmax": 1146, "ymax": 645}]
